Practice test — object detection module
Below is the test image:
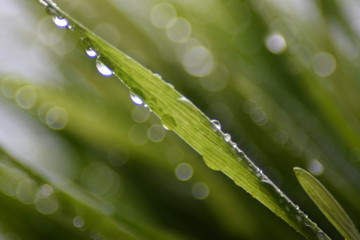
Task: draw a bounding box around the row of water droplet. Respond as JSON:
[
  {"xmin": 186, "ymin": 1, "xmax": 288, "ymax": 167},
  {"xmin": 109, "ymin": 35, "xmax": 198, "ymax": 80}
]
[{"xmin": 209, "ymin": 118, "xmax": 327, "ymax": 239}]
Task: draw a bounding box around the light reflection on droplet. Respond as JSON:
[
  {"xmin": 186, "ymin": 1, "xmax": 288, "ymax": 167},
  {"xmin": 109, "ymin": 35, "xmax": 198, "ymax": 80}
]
[
  {"xmin": 0, "ymin": 77, "xmax": 20, "ymax": 99},
  {"xmin": 38, "ymin": 184, "xmax": 54, "ymax": 198},
  {"xmin": 35, "ymin": 196, "xmax": 59, "ymax": 214},
  {"xmin": 130, "ymin": 93, "xmax": 143, "ymax": 105},
  {"xmin": 182, "ymin": 45, "xmax": 214, "ymax": 77},
  {"xmin": 16, "ymin": 179, "xmax": 37, "ymax": 205},
  {"xmin": 200, "ymin": 63, "xmax": 229, "ymax": 92},
  {"xmin": 45, "ymin": 106, "xmax": 68, "ymax": 130},
  {"xmin": 90, "ymin": 230, "xmax": 104, "ymax": 240},
  {"xmin": 308, "ymin": 159, "xmax": 324, "ymax": 175},
  {"xmin": 312, "ymin": 52, "xmax": 336, "ymax": 77},
  {"xmin": 150, "ymin": 2, "xmax": 177, "ymax": 29},
  {"xmin": 265, "ymin": 33, "xmax": 287, "ymax": 54},
  {"xmin": 52, "ymin": 15, "xmax": 69, "ymax": 28},
  {"xmin": 192, "ymin": 182, "xmax": 209, "ymax": 200},
  {"xmin": 147, "ymin": 124, "xmax": 166, "ymax": 142},
  {"xmin": 35, "ymin": 185, "xmax": 59, "ymax": 215},
  {"xmin": 131, "ymin": 106, "xmax": 150, "ymax": 123},
  {"xmin": 38, "ymin": 0, "xmax": 48, "ymax": 6},
  {"xmin": 210, "ymin": 119, "xmax": 221, "ymax": 131},
  {"xmin": 250, "ymin": 108, "xmax": 268, "ymax": 126},
  {"xmin": 81, "ymin": 163, "xmax": 121, "ymax": 198},
  {"xmin": 73, "ymin": 216, "xmax": 85, "ymax": 228},
  {"xmin": 86, "ymin": 48, "xmax": 97, "ymax": 58},
  {"xmin": 166, "ymin": 17, "xmax": 192, "ymax": 43},
  {"xmin": 223, "ymin": 133, "xmax": 231, "ymax": 142},
  {"xmin": 96, "ymin": 59, "xmax": 113, "ymax": 77},
  {"xmin": 175, "ymin": 162, "xmax": 193, "ymax": 181},
  {"xmin": 15, "ymin": 86, "xmax": 37, "ymax": 109}
]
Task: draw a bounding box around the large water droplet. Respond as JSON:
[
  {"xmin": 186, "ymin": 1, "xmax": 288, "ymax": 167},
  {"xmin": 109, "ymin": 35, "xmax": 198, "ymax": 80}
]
[
  {"xmin": 96, "ymin": 59, "xmax": 113, "ymax": 77},
  {"xmin": 86, "ymin": 48, "xmax": 97, "ymax": 58},
  {"xmin": 130, "ymin": 93, "xmax": 143, "ymax": 105},
  {"xmin": 211, "ymin": 119, "xmax": 221, "ymax": 131},
  {"xmin": 52, "ymin": 15, "xmax": 69, "ymax": 28}
]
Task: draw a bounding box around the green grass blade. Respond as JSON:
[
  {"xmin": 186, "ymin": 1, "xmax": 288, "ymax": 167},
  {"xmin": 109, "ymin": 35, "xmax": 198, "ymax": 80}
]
[
  {"xmin": 294, "ymin": 167, "xmax": 360, "ymax": 240},
  {"xmin": 34, "ymin": 1, "xmax": 331, "ymax": 239}
]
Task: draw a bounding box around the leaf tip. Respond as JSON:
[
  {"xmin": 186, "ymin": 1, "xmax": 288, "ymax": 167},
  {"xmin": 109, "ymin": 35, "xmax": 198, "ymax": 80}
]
[{"xmin": 293, "ymin": 167, "xmax": 304, "ymax": 176}]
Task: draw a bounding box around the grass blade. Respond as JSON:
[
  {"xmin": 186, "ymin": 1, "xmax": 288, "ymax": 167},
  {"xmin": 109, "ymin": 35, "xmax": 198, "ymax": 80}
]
[
  {"xmin": 294, "ymin": 167, "xmax": 360, "ymax": 240},
  {"xmin": 34, "ymin": 0, "xmax": 332, "ymax": 239}
]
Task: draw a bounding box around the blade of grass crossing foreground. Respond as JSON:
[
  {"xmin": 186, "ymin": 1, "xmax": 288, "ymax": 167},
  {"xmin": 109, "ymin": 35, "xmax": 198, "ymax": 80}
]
[
  {"xmin": 294, "ymin": 167, "xmax": 360, "ymax": 240},
  {"xmin": 35, "ymin": 1, "xmax": 331, "ymax": 239}
]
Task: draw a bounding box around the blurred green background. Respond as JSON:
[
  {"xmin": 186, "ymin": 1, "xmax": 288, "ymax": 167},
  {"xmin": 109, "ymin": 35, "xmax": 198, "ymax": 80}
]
[{"xmin": 0, "ymin": 0, "xmax": 359, "ymax": 239}]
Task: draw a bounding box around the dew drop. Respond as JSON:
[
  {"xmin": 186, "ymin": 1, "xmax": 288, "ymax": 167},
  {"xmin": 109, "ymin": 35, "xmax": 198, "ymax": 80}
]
[
  {"xmin": 229, "ymin": 140, "xmax": 238, "ymax": 149},
  {"xmin": 52, "ymin": 15, "xmax": 69, "ymax": 28},
  {"xmin": 96, "ymin": 59, "xmax": 113, "ymax": 77},
  {"xmin": 316, "ymin": 232, "xmax": 326, "ymax": 240},
  {"xmin": 210, "ymin": 119, "xmax": 221, "ymax": 131},
  {"xmin": 192, "ymin": 182, "xmax": 210, "ymax": 200},
  {"xmin": 223, "ymin": 133, "xmax": 231, "ymax": 142},
  {"xmin": 73, "ymin": 216, "xmax": 85, "ymax": 228},
  {"xmin": 296, "ymin": 214, "xmax": 303, "ymax": 222},
  {"xmin": 86, "ymin": 48, "xmax": 97, "ymax": 58},
  {"xmin": 38, "ymin": 0, "xmax": 48, "ymax": 6},
  {"xmin": 130, "ymin": 93, "xmax": 143, "ymax": 105},
  {"xmin": 175, "ymin": 162, "xmax": 193, "ymax": 181},
  {"xmin": 66, "ymin": 24, "xmax": 75, "ymax": 31}
]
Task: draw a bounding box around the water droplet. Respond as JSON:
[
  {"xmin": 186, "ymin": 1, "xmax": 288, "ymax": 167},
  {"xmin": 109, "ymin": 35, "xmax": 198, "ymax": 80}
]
[
  {"xmin": 296, "ymin": 214, "xmax": 303, "ymax": 222},
  {"xmin": 45, "ymin": 106, "xmax": 68, "ymax": 130},
  {"xmin": 265, "ymin": 33, "xmax": 287, "ymax": 54},
  {"xmin": 211, "ymin": 119, "xmax": 221, "ymax": 131},
  {"xmin": 192, "ymin": 182, "xmax": 210, "ymax": 200},
  {"xmin": 15, "ymin": 86, "xmax": 37, "ymax": 109},
  {"xmin": 177, "ymin": 96, "xmax": 190, "ymax": 103},
  {"xmin": 130, "ymin": 93, "xmax": 143, "ymax": 105},
  {"xmin": 316, "ymin": 232, "xmax": 326, "ymax": 240},
  {"xmin": 90, "ymin": 230, "xmax": 104, "ymax": 240},
  {"xmin": 52, "ymin": 15, "xmax": 69, "ymax": 28},
  {"xmin": 86, "ymin": 48, "xmax": 97, "ymax": 58},
  {"xmin": 223, "ymin": 133, "xmax": 231, "ymax": 142},
  {"xmin": 96, "ymin": 59, "xmax": 113, "ymax": 77},
  {"xmin": 229, "ymin": 140, "xmax": 238, "ymax": 149},
  {"xmin": 66, "ymin": 24, "xmax": 75, "ymax": 31},
  {"xmin": 175, "ymin": 162, "xmax": 193, "ymax": 181},
  {"xmin": 131, "ymin": 105, "xmax": 150, "ymax": 123},
  {"xmin": 73, "ymin": 216, "xmax": 85, "ymax": 228},
  {"xmin": 38, "ymin": 0, "xmax": 49, "ymax": 6},
  {"xmin": 147, "ymin": 124, "xmax": 166, "ymax": 142}
]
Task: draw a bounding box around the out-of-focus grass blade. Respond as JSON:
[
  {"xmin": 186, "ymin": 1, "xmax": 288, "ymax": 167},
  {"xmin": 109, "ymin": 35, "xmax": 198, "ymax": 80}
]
[{"xmin": 294, "ymin": 167, "xmax": 360, "ymax": 240}]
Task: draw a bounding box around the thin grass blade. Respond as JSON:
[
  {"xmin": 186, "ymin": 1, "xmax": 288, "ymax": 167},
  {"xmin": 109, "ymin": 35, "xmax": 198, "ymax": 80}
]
[{"xmin": 294, "ymin": 167, "xmax": 360, "ymax": 240}]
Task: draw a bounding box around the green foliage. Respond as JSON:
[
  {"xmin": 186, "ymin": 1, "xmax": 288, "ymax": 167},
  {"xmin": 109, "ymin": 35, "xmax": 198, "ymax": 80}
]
[{"xmin": 0, "ymin": 0, "xmax": 359, "ymax": 239}]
